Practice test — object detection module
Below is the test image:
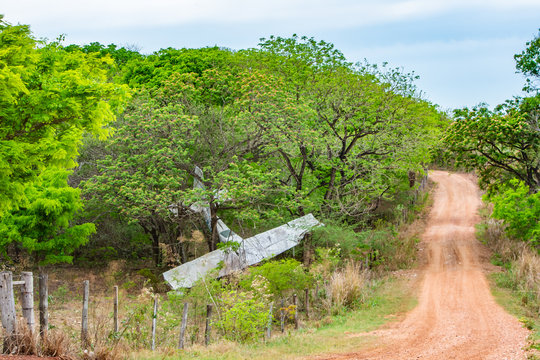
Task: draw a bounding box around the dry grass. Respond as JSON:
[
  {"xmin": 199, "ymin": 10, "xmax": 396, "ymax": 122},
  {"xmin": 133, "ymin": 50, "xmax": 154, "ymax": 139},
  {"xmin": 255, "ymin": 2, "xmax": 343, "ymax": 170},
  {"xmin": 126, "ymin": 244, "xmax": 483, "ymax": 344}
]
[
  {"xmin": 4, "ymin": 320, "xmax": 38, "ymax": 356},
  {"xmin": 481, "ymin": 214, "xmax": 540, "ymax": 310},
  {"xmin": 326, "ymin": 261, "xmax": 369, "ymax": 311},
  {"xmin": 0, "ymin": 320, "xmax": 74, "ymax": 359},
  {"xmin": 40, "ymin": 330, "xmax": 73, "ymax": 359}
]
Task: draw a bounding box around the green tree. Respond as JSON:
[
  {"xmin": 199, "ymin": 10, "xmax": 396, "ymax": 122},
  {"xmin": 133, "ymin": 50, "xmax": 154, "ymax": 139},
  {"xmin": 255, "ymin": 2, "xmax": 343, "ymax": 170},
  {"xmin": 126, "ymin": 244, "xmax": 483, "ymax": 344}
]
[
  {"xmin": 84, "ymin": 71, "xmax": 280, "ymax": 263},
  {"xmin": 83, "ymin": 93, "xmax": 198, "ymax": 265},
  {"xmin": 0, "ymin": 168, "xmax": 95, "ymax": 265},
  {"xmin": 0, "ymin": 16, "xmax": 129, "ymax": 264},
  {"xmin": 121, "ymin": 47, "xmax": 236, "ymax": 89},
  {"xmin": 0, "ymin": 16, "xmax": 130, "ymax": 216},
  {"xmin": 515, "ymin": 29, "xmax": 540, "ymax": 93},
  {"xmin": 242, "ymin": 36, "xmax": 445, "ymax": 220},
  {"xmin": 488, "ymin": 179, "xmax": 540, "ymax": 245},
  {"xmin": 445, "ymin": 103, "xmax": 539, "ymax": 192}
]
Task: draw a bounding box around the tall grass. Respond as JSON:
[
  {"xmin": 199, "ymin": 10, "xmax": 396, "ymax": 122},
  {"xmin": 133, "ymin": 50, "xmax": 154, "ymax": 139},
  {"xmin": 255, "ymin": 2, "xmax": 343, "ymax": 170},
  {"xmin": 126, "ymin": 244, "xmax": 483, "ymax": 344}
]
[
  {"xmin": 480, "ymin": 214, "xmax": 540, "ymax": 311},
  {"xmin": 326, "ymin": 261, "xmax": 369, "ymax": 312}
]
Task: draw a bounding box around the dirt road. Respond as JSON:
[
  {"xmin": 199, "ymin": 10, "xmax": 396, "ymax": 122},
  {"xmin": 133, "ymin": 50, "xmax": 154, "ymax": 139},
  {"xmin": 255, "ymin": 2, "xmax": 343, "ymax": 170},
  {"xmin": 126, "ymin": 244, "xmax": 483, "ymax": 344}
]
[{"xmin": 321, "ymin": 171, "xmax": 529, "ymax": 360}]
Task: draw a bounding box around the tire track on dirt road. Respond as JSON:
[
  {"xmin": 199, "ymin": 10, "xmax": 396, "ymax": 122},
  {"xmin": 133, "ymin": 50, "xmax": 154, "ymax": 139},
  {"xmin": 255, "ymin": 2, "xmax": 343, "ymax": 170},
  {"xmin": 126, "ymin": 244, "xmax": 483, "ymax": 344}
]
[{"xmin": 317, "ymin": 171, "xmax": 529, "ymax": 360}]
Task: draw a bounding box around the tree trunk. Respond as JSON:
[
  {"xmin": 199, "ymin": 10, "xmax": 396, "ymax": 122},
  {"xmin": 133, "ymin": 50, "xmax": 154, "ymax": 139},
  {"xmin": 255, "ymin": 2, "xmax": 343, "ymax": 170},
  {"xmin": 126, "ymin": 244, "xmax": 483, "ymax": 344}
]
[
  {"xmin": 209, "ymin": 204, "xmax": 219, "ymax": 252},
  {"xmin": 408, "ymin": 170, "xmax": 416, "ymax": 188},
  {"xmin": 150, "ymin": 228, "xmax": 161, "ymax": 267}
]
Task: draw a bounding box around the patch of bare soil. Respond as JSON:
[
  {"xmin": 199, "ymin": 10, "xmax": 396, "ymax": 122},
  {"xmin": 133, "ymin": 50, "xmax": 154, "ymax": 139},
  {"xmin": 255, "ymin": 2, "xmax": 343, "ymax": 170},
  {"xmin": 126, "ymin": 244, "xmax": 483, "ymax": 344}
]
[{"xmin": 317, "ymin": 171, "xmax": 529, "ymax": 360}]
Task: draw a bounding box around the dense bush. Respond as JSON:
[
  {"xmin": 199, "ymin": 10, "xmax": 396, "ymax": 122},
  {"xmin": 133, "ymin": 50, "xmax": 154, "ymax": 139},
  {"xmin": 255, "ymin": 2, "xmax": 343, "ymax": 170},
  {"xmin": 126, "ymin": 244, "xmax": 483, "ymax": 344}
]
[
  {"xmin": 214, "ymin": 287, "xmax": 271, "ymax": 343},
  {"xmin": 488, "ymin": 179, "xmax": 540, "ymax": 246},
  {"xmin": 241, "ymin": 259, "xmax": 313, "ymax": 299}
]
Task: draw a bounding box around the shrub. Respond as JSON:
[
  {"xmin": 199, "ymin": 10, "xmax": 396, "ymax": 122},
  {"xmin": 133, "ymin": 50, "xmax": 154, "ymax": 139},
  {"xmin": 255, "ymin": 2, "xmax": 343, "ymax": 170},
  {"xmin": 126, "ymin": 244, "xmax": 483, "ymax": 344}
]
[
  {"xmin": 214, "ymin": 289, "xmax": 270, "ymax": 343},
  {"xmin": 488, "ymin": 179, "xmax": 540, "ymax": 245},
  {"xmin": 241, "ymin": 259, "xmax": 312, "ymax": 299}
]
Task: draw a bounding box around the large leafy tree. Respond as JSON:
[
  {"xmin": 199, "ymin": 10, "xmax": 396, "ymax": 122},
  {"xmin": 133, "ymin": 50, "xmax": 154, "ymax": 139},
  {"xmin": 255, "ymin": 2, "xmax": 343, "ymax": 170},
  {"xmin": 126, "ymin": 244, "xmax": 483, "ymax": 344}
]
[
  {"xmin": 0, "ymin": 16, "xmax": 129, "ymax": 263},
  {"xmin": 0, "ymin": 16, "xmax": 129, "ymax": 215},
  {"xmin": 446, "ymin": 103, "xmax": 539, "ymax": 192},
  {"xmin": 83, "ymin": 94, "xmax": 199, "ymax": 264},
  {"xmin": 84, "ymin": 70, "xmax": 280, "ymax": 262},
  {"xmin": 242, "ymin": 36, "xmax": 445, "ymax": 220}
]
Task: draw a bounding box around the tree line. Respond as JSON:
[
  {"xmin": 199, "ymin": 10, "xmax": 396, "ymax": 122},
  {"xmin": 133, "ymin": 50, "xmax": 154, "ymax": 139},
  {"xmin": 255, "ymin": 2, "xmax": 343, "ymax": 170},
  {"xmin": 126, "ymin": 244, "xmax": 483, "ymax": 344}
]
[{"xmin": 0, "ymin": 17, "xmax": 447, "ymax": 268}]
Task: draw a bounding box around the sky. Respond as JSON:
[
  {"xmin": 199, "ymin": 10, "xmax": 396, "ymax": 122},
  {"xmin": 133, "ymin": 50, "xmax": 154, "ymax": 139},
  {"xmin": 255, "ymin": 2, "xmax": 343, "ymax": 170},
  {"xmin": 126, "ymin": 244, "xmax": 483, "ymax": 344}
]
[{"xmin": 3, "ymin": 0, "xmax": 539, "ymax": 111}]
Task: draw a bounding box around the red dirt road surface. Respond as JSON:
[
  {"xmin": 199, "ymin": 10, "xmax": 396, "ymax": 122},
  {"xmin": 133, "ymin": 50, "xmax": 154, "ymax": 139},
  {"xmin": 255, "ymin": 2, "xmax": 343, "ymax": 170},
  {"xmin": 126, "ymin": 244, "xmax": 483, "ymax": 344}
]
[{"xmin": 319, "ymin": 171, "xmax": 529, "ymax": 360}]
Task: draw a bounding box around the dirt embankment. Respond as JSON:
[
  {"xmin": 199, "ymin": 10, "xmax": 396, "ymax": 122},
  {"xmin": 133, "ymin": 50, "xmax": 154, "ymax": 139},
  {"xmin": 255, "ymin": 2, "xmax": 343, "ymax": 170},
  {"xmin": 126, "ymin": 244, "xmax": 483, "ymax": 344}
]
[{"xmin": 318, "ymin": 171, "xmax": 529, "ymax": 360}]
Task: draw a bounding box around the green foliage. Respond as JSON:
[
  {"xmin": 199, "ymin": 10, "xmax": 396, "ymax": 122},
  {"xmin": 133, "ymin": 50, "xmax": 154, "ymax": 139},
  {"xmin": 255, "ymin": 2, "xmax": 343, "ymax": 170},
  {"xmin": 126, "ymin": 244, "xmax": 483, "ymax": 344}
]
[
  {"xmin": 122, "ymin": 47, "xmax": 236, "ymax": 89},
  {"xmin": 514, "ymin": 29, "xmax": 540, "ymax": 92},
  {"xmin": 137, "ymin": 268, "xmax": 166, "ymax": 292},
  {"xmin": 488, "ymin": 179, "xmax": 540, "ymax": 245},
  {"xmin": 121, "ymin": 290, "xmax": 155, "ymax": 348},
  {"xmin": 241, "ymin": 259, "xmax": 312, "ymax": 299},
  {"xmin": 0, "ymin": 17, "xmax": 130, "ymax": 216},
  {"xmin": 216, "ymin": 241, "xmax": 241, "ymax": 253},
  {"xmin": 311, "ymin": 222, "xmax": 404, "ymax": 268},
  {"xmin": 0, "ymin": 168, "xmax": 95, "ymax": 264},
  {"xmin": 214, "ymin": 289, "xmax": 270, "ymax": 343},
  {"xmin": 445, "ymin": 103, "xmax": 540, "ymax": 192},
  {"xmin": 241, "ymin": 36, "xmax": 447, "ymax": 220}
]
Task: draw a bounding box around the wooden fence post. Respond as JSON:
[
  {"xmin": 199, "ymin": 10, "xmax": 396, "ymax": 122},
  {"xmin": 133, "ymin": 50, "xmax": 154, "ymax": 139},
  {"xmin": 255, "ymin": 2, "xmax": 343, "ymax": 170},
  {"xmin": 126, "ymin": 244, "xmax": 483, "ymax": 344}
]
[
  {"xmin": 20, "ymin": 272, "xmax": 35, "ymax": 332},
  {"xmin": 303, "ymin": 233, "xmax": 312, "ymax": 267},
  {"xmin": 293, "ymin": 294, "xmax": 298, "ymax": 330},
  {"xmin": 265, "ymin": 303, "xmax": 274, "ymax": 340},
  {"xmin": 178, "ymin": 303, "xmax": 189, "ymax": 349},
  {"xmin": 151, "ymin": 296, "xmax": 158, "ymax": 351},
  {"xmin": 304, "ymin": 288, "xmax": 310, "ymax": 320},
  {"xmin": 0, "ymin": 272, "xmax": 17, "ymax": 352},
  {"xmin": 113, "ymin": 286, "xmax": 119, "ymax": 333},
  {"xmin": 39, "ymin": 273, "xmax": 48, "ymax": 339},
  {"xmin": 205, "ymin": 304, "xmax": 213, "ymax": 346},
  {"xmin": 280, "ymin": 299, "xmax": 285, "ymax": 333},
  {"xmin": 81, "ymin": 280, "xmax": 89, "ymax": 348}
]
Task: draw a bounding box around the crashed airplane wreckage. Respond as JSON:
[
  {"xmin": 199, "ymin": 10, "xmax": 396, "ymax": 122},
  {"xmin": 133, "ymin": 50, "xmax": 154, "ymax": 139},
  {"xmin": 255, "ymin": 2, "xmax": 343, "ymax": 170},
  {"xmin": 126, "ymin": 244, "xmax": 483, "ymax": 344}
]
[{"xmin": 163, "ymin": 167, "xmax": 323, "ymax": 290}]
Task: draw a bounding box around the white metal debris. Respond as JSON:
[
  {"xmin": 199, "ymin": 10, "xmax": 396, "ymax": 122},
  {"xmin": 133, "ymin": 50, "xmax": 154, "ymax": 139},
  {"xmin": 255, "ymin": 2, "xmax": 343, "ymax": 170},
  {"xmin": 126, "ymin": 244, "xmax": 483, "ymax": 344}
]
[{"xmin": 162, "ymin": 213, "xmax": 322, "ymax": 289}]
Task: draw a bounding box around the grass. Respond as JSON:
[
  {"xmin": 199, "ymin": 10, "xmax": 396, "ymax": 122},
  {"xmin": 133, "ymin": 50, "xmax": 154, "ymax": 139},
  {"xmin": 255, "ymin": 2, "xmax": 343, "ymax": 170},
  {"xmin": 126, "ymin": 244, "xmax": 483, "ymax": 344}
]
[
  {"xmin": 479, "ymin": 204, "xmax": 540, "ymax": 358},
  {"xmin": 489, "ymin": 272, "xmax": 540, "ymax": 358},
  {"xmin": 131, "ymin": 275, "xmax": 417, "ymax": 360}
]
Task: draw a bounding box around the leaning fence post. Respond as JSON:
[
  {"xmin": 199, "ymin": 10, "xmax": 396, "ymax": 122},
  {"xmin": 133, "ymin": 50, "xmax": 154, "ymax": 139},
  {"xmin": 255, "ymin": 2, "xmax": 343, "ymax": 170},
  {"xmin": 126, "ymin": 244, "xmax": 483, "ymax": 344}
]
[
  {"xmin": 39, "ymin": 273, "xmax": 48, "ymax": 339},
  {"xmin": 81, "ymin": 280, "xmax": 89, "ymax": 348},
  {"xmin": 178, "ymin": 302, "xmax": 189, "ymax": 349},
  {"xmin": 266, "ymin": 303, "xmax": 274, "ymax": 340},
  {"xmin": 0, "ymin": 271, "xmax": 17, "ymax": 352},
  {"xmin": 293, "ymin": 293, "xmax": 299, "ymax": 330},
  {"xmin": 151, "ymin": 295, "xmax": 158, "ymax": 351},
  {"xmin": 280, "ymin": 299, "xmax": 285, "ymax": 333},
  {"xmin": 113, "ymin": 285, "xmax": 119, "ymax": 333},
  {"xmin": 20, "ymin": 272, "xmax": 35, "ymax": 332},
  {"xmin": 205, "ymin": 304, "xmax": 213, "ymax": 346}
]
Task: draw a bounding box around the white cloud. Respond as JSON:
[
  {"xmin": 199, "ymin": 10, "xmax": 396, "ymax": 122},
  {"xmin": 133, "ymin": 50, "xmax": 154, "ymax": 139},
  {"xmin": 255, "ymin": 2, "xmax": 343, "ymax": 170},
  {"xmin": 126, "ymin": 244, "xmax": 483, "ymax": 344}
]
[{"xmin": 4, "ymin": 0, "xmax": 540, "ymax": 31}]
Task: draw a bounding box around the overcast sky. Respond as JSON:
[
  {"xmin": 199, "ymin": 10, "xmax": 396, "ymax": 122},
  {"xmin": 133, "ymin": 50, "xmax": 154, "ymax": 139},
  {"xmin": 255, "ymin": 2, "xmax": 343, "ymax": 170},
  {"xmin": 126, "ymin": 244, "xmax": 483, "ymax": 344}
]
[{"xmin": 3, "ymin": 1, "xmax": 539, "ymax": 110}]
